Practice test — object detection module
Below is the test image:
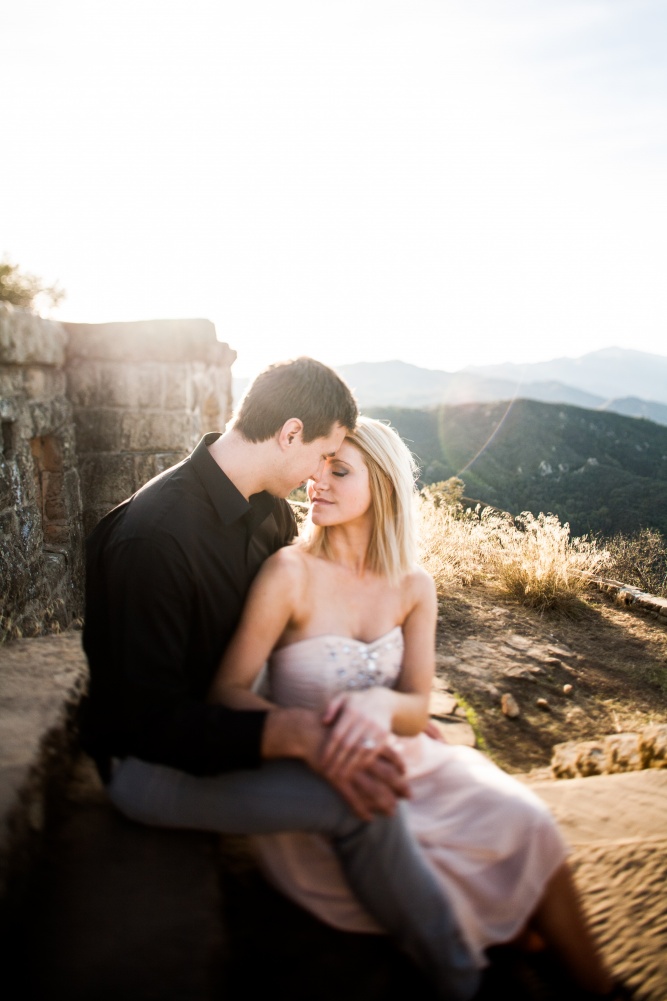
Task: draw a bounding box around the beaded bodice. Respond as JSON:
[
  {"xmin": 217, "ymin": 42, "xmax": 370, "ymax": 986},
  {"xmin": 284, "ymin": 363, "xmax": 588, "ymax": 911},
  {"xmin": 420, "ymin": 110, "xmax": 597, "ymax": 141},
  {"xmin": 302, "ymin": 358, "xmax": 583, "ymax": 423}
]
[{"xmin": 267, "ymin": 626, "xmax": 404, "ymax": 711}]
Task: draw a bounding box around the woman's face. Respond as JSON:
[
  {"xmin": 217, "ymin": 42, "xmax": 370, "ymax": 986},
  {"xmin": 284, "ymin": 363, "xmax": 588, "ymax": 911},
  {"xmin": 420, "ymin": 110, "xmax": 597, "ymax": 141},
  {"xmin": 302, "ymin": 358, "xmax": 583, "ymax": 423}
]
[{"xmin": 307, "ymin": 439, "xmax": 373, "ymax": 528}]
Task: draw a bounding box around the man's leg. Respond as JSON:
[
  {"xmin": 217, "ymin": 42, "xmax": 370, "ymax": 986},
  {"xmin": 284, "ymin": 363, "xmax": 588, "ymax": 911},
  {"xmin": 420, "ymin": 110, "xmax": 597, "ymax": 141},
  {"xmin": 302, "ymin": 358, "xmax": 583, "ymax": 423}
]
[{"xmin": 108, "ymin": 757, "xmax": 480, "ymax": 1001}]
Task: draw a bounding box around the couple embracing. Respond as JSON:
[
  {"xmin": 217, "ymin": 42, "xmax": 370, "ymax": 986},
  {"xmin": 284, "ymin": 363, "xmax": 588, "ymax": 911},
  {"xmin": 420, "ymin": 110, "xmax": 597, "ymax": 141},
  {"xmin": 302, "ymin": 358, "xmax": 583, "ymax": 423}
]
[{"xmin": 82, "ymin": 357, "xmax": 623, "ymax": 1001}]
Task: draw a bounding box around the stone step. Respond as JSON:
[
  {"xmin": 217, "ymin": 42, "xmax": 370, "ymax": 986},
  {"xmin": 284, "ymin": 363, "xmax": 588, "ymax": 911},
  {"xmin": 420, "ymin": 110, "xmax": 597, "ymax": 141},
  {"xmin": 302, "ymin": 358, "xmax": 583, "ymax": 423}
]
[
  {"xmin": 2, "ymin": 632, "xmax": 667, "ymax": 999},
  {"xmin": 529, "ymin": 771, "xmax": 667, "ymax": 1000}
]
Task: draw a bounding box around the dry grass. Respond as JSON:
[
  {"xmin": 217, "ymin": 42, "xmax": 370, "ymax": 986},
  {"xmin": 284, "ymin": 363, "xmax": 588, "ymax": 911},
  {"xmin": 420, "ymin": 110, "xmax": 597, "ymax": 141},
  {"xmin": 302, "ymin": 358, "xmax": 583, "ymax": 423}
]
[{"xmin": 418, "ymin": 491, "xmax": 609, "ymax": 615}]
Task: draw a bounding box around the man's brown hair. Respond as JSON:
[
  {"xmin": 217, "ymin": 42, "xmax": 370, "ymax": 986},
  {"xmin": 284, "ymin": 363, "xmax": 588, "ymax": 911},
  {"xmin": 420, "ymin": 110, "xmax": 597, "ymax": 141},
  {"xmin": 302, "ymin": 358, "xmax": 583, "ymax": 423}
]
[{"xmin": 233, "ymin": 357, "xmax": 358, "ymax": 442}]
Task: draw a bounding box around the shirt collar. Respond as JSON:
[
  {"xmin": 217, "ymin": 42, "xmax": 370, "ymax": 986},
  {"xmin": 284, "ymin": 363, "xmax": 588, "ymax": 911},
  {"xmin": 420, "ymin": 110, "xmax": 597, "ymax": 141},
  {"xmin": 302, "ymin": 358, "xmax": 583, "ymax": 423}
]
[{"xmin": 190, "ymin": 433, "xmax": 276, "ymax": 528}]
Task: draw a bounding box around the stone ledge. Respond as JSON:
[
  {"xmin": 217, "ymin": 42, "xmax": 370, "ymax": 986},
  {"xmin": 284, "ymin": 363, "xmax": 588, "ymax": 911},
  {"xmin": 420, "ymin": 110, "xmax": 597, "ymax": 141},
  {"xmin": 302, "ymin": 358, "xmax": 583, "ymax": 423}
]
[
  {"xmin": 0, "ymin": 630, "xmax": 87, "ymax": 908},
  {"xmin": 596, "ymin": 577, "xmax": 667, "ymax": 619}
]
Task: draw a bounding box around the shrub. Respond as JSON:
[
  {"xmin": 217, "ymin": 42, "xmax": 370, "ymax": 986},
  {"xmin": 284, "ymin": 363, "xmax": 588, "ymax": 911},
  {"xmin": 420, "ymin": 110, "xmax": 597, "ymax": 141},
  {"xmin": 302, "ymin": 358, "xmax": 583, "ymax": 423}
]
[
  {"xmin": 486, "ymin": 511, "xmax": 608, "ymax": 614},
  {"xmin": 605, "ymin": 528, "xmax": 667, "ymax": 597},
  {"xmin": 418, "ymin": 492, "xmax": 609, "ymax": 614}
]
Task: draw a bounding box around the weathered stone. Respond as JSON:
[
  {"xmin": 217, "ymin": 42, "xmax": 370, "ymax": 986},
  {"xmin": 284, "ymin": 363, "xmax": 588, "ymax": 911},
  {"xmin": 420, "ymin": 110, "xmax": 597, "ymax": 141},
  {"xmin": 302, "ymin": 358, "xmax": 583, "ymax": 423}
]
[
  {"xmin": 546, "ymin": 644, "xmax": 575, "ymax": 659},
  {"xmin": 65, "ymin": 359, "xmax": 99, "ymax": 407},
  {"xmin": 120, "ymin": 411, "xmax": 198, "ymax": 453},
  {"xmin": 429, "ymin": 717, "xmax": 476, "ymax": 747},
  {"xmin": 429, "ymin": 691, "xmax": 459, "ymax": 717},
  {"xmin": 536, "ymin": 698, "xmax": 550, "ymax": 711},
  {"xmin": 132, "ymin": 452, "xmax": 183, "ymax": 490},
  {"xmin": 505, "ymin": 633, "xmax": 531, "ymax": 650},
  {"xmin": 551, "ymin": 740, "xmax": 580, "ymax": 778},
  {"xmin": 563, "ymin": 683, "xmax": 573, "ymax": 695},
  {"xmin": 640, "ymin": 724, "xmax": 667, "ymax": 769},
  {"xmin": 605, "ymin": 732, "xmax": 642, "ymax": 773},
  {"xmin": 64, "ymin": 318, "xmax": 220, "ymax": 364},
  {"xmin": 501, "ymin": 693, "xmax": 520, "ymax": 718},
  {"xmin": 0, "ymin": 304, "xmax": 67, "ymax": 366},
  {"xmin": 78, "ymin": 453, "xmax": 136, "ymax": 509},
  {"xmin": 502, "ymin": 664, "xmax": 537, "ymax": 681},
  {"xmin": 552, "ymin": 739, "xmax": 606, "ymax": 778},
  {"xmin": 163, "ymin": 363, "xmax": 196, "ymax": 411},
  {"xmin": 2, "ymin": 309, "xmax": 232, "ymax": 645},
  {"xmin": 74, "ymin": 408, "xmax": 124, "ymax": 453}
]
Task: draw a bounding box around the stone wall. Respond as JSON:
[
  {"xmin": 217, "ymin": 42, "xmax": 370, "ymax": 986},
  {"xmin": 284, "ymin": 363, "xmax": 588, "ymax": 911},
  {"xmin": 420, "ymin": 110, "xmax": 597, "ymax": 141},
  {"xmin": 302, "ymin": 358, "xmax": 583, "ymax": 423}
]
[
  {"xmin": 0, "ymin": 305, "xmax": 235, "ymax": 641},
  {"xmin": 0, "ymin": 307, "xmax": 82, "ymax": 639},
  {"xmin": 64, "ymin": 318, "xmax": 235, "ymax": 535}
]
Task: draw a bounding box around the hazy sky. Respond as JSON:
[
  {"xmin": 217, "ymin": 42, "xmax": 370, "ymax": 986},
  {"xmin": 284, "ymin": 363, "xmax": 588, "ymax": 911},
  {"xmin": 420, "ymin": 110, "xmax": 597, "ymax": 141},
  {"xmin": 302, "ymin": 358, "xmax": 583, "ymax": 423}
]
[{"xmin": 3, "ymin": 0, "xmax": 666, "ymax": 378}]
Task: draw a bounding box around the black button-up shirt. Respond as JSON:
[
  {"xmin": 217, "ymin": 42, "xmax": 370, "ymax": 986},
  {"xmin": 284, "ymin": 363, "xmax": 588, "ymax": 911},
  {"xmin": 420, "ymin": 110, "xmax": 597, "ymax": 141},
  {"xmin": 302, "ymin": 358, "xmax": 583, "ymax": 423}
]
[{"xmin": 81, "ymin": 434, "xmax": 297, "ymax": 776}]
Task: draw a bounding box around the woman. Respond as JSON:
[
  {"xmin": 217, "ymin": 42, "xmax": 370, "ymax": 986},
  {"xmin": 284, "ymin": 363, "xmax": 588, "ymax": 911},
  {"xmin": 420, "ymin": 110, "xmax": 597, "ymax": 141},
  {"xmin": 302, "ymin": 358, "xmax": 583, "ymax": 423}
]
[{"xmin": 209, "ymin": 417, "xmax": 625, "ymax": 999}]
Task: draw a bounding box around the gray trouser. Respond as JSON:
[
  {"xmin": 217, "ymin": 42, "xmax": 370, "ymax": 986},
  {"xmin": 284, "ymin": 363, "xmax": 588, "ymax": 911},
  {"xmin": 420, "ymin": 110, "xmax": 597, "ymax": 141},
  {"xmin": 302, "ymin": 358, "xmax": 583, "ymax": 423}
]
[{"xmin": 109, "ymin": 757, "xmax": 480, "ymax": 1001}]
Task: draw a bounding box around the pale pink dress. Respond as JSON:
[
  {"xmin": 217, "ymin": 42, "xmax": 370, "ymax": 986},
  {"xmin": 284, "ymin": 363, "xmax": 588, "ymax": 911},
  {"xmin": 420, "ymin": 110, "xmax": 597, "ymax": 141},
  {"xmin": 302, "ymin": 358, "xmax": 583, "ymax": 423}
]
[{"xmin": 250, "ymin": 627, "xmax": 567, "ymax": 967}]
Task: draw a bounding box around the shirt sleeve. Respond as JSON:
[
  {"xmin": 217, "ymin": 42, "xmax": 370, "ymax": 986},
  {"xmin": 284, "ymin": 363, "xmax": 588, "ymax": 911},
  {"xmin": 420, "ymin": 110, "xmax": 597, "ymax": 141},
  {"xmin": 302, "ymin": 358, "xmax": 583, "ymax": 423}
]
[{"xmin": 83, "ymin": 531, "xmax": 268, "ymax": 776}]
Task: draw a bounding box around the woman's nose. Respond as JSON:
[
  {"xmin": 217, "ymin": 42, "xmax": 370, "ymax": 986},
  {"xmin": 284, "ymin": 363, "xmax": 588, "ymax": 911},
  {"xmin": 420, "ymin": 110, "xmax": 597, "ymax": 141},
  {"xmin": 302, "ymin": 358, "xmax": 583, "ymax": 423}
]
[{"xmin": 310, "ymin": 461, "xmax": 330, "ymax": 490}]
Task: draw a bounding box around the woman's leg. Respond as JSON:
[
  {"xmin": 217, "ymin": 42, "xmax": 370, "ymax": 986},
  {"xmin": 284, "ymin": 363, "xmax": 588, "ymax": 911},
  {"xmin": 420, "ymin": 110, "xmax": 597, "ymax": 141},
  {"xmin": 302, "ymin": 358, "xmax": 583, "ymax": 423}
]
[{"xmin": 530, "ymin": 862, "xmax": 614, "ymax": 995}]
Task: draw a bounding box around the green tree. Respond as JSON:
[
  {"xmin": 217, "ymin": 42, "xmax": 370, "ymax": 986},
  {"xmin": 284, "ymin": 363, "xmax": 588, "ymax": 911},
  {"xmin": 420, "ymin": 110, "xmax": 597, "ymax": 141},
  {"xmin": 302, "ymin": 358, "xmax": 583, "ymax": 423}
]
[{"xmin": 0, "ymin": 258, "xmax": 65, "ymax": 312}]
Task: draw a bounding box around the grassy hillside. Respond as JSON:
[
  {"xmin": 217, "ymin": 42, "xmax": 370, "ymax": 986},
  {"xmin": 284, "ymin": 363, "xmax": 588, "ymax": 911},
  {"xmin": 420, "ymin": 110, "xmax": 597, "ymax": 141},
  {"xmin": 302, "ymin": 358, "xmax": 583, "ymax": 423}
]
[{"xmin": 367, "ymin": 399, "xmax": 667, "ymax": 538}]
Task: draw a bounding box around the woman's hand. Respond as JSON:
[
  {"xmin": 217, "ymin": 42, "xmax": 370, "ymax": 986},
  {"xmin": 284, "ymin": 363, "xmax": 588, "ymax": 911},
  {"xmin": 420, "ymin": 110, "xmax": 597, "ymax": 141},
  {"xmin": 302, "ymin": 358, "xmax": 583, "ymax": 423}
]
[{"xmin": 320, "ymin": 688, "xmax": 393, "ymax": 780}]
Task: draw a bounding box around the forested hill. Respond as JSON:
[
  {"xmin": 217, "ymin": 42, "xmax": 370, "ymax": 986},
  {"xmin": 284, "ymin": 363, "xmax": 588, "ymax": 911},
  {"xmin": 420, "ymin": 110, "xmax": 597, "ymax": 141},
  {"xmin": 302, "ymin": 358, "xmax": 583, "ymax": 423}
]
[{"xmin": 366, "ymin": 399, "xmax": 667, "ymax": 539}]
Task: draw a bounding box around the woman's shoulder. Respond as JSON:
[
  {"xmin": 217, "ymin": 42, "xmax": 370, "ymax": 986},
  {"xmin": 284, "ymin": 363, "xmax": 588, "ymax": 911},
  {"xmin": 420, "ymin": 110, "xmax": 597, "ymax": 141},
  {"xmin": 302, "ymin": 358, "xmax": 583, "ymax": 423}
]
[
  {"xmin": 265, "ymin": 542, "xmax": 307, "ymax": 573},
  {"xmin": 401, "ymin": 565, "xmax": 437, "ymax": 608},
  {"xmin": 263, "ymin": 541, "xmax": 318, "ymax": 585}
]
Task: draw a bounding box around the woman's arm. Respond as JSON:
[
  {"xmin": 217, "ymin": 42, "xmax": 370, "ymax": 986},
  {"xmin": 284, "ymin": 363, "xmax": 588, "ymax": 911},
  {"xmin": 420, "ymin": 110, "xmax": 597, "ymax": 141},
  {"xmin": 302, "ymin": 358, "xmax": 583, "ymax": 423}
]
[
  {"xmin": 207, "ymin": 548, "xmax": 305, "ymax": 710},
  {"xmin": 209, "ymin": 547, "xmax": 410, "ymax": 820},
  {"xmin": 321, "ymin": 569, "xmax": 437, "ymax": 778}
]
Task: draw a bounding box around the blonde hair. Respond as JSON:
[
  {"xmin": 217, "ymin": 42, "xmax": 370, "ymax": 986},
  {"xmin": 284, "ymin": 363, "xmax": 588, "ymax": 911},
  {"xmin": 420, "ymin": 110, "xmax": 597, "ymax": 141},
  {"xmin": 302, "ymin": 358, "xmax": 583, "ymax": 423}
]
[{"xmin": 300, "ymin": 416, "xmax": 419, "ymax": 583}]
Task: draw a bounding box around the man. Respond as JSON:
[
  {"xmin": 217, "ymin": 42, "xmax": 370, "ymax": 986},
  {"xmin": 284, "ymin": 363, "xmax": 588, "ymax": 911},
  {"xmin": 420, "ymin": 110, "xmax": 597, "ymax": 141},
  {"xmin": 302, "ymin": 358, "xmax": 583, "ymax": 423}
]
[{"xmin": 81, "ymin": 357, "xmax": 479, "ymax": 1001}]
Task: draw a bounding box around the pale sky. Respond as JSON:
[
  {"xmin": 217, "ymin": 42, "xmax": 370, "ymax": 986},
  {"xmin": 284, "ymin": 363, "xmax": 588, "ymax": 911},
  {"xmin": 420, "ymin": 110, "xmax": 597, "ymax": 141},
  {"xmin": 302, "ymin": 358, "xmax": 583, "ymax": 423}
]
[{"xmin": 2, "ymin": 0, "xmax": 666, "ymax": 379}]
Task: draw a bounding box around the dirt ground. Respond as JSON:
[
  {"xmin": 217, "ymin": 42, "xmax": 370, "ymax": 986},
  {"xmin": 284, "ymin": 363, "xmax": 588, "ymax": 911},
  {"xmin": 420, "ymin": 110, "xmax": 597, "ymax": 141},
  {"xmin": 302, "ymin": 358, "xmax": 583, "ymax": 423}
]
[{"xmin": 434, "ymin": 583, "xmax": 667, "ymax": 774}]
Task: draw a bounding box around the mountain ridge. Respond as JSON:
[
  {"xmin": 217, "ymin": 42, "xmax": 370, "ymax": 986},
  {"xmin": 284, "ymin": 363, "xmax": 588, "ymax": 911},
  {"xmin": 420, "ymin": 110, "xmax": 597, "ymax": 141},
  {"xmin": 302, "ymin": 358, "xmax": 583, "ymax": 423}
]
[
  {"xmin": 367, "ymin": 398, "xmax": 667, "ymax": 539},
  {"xmin": 336, "ymin": 348, "xmax": 667, "ymax": 424}
]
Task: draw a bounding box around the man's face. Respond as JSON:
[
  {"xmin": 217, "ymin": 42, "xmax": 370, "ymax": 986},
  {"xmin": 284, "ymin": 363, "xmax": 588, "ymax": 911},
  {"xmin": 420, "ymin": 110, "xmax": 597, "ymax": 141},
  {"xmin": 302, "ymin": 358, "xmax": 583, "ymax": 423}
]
[{"xmin": 279, "ymin": 423, "xmax": 347, "ymax": 496}]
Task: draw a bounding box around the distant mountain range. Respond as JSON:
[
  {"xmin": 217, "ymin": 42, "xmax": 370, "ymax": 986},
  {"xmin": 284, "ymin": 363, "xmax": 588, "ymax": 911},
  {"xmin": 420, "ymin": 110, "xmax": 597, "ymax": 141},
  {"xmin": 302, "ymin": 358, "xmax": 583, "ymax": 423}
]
[
  {"xmin": 230, "ymin": 347, "xmax": 667, "ymax": 536},
  {"xmin": 336, "ymin": 348, "xmax": 667, "ymax": 426},
  {"xmin": 368, "ymin": 399, "xmax": 667, "ymax": 539}
]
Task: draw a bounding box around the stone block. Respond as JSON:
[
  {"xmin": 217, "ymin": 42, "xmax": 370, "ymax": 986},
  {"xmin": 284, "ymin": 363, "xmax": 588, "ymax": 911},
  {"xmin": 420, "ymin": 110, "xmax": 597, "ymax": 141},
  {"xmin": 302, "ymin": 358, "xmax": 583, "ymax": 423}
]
[
  {"xmin": 0, "ymin": 462, "xmax": 15, "ymax": 512},
  {"xmin": 0, "ymin": 305, "xmax": 67, "ymax": 366},
  {"xmin": 42, "ymin": 549, "xmax": 68, "ymax": 592},
  {"xmin": 64, "ymin": 318, "xmax": 219, "ymax": 365},
  {"xmin": 78, "ymin": 454, "xmax": 136, "ymax": 512},
  {"xmin": 23, "ymin": 366, "xmax": 67, "ymax": 402},
  {"xmin": 96, "ymin": 362, "xmax": 164, "ymax": 409},
  {"xmin": 73, "ymin": 409, "xmax": 124, "ymax": 453},
  {"xmin": 65, "ymin": 361, "xmax": 99, "ymax": 408},
  {"xmin": 640, "ymin": 724, "xmax": 667, "ymax": 769},
  {"xmin": 29, "ymin": 396, "xmax": 72, "ymax": 439},
  {"xmin": 604, "ymin": 732, "xmax": 642, "ymax": 773},
  {"xmin": 0, "ymin": 369, "xmax": 22, "ymax": 398},
  {"xmin": 163, "ymin": 363, "xmax": 195, "ymax": 411},
  {"xmin": 131, "ymin": 452, "xmax": 183, "ymax": 490},
  {"xmin": 62, "ymin": 467, "xmax": 83, "ymax": 518},
  {"xmin": 82, "ymin": 507, "xmax": 111, "ymax": 538},
  {"xmin": 552, "ymin": 739, "xmax": 606, "ymax": 778},
  {"xmin": 120, "ymin": 411, "xmax": 198, "ymax": 453}
]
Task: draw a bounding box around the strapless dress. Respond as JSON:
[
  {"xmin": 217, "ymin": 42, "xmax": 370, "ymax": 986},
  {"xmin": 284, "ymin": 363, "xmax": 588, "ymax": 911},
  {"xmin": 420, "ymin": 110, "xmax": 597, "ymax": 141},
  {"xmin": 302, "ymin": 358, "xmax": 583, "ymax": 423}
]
[{"xmin": 250, "ymin": 627, "xmax": 566, "ymax": 965}]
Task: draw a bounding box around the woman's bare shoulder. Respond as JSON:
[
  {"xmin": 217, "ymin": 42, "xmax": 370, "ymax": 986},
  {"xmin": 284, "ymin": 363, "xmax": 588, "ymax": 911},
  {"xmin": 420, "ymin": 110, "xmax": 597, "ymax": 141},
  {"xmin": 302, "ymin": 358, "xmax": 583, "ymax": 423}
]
[
  {"xmin": 402, "ymin": 566, "xmax": 437, "ymax": 611},
  {"xmin": 263, "ymin": 542, "xmax": 310, "ymax": 577}
]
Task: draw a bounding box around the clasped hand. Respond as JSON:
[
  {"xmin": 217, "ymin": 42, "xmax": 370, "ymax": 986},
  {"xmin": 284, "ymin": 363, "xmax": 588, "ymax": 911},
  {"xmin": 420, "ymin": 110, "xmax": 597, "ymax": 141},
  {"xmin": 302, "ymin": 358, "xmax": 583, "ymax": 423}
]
[{"xmin": 316, "ymin": 689, "xmax": 409, "ymax": 821}]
